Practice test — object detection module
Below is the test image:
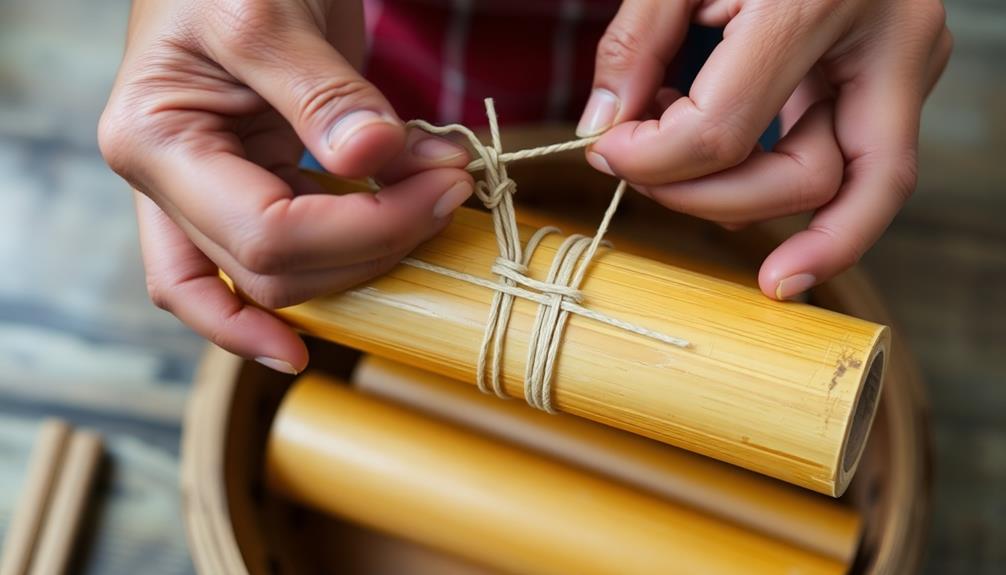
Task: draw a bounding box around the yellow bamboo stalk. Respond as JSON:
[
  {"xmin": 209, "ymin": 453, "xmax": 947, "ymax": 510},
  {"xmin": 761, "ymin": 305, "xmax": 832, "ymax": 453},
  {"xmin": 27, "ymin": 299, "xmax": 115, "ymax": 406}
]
[
  {"xmin": 353, "ymin": 355, "xmax": 862, "ymax": 563},
  {"xmin": 274, "ymin": 174, "xmax": 889, "ymax": 496},
  {"xmin": 266, "ymin": 373, "xmax": 846, "ymax": 575},
  {"xmin": 514, "ymin": 207, "xmax": 758, "ymax": 287}
]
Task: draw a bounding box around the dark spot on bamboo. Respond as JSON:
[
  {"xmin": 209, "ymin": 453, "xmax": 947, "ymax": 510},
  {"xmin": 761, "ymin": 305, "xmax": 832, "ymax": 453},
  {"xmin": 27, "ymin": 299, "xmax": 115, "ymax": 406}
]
[{"xmin": 830, "ymin": 350, "xmax": 863, "ymax": 391}]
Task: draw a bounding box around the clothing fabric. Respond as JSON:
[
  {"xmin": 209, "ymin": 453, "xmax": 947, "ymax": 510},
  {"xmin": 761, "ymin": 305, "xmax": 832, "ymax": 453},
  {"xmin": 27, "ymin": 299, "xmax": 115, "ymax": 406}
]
[{"xmin": 362, "ymin": 0, "xmax": 724, "ymax": 128}]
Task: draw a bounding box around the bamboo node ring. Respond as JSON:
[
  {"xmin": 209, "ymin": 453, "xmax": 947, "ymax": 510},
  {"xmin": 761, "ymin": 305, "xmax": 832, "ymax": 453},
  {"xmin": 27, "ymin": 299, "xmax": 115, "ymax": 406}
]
[{"xmin": 402, "ymin": 99, "xmax": 689, "ymax": 412}]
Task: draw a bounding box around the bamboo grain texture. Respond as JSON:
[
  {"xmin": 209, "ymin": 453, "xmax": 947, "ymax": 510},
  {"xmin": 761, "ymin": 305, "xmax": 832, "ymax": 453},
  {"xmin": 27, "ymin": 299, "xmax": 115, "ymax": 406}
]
[
  {"xmin": 352, "ymin": 355, "xmax": 862, "ymax": 562},
  {"xmin": 266, "ymin": 373, "xmax": 846, "ymax": 575},
  {"xmin": 275, "ymin": 178, "xmax": 890, "ymax": 495}
]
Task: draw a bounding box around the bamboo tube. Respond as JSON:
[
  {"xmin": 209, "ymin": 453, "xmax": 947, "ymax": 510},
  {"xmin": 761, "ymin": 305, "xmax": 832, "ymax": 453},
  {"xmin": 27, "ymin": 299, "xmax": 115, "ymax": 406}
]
[
  {"xmin": 353, "ymin": 355, "xmax": 862, "ymax": 563},
  {"xmin": 266, "ymin": 373, "xmax": 846, "ymax": 575},
  {"xmin": 274, "ymin": 176, "xmax": 888, "ymax": 496},
  {"xmin": 0, "ymin": 420, "xmax": 71, "ymax": 575},
  {"xmin": 514, "ymin": 207, "xmax": 758, "ymax": 288},
  {"xmin": 310, "ymin": 519, "xmax": 502, "ymax": 575},
  {"xmin": 27, "ymin": 430, "xmax": 103, "ymax": 575}
]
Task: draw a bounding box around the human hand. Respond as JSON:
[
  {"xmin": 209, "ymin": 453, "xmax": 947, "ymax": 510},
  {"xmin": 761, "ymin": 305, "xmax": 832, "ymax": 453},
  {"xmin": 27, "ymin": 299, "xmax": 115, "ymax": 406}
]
[
  {"xmin": 99, "ymin": 0, "xmax": 473, "ymax": 373},
  {"xmin": 578, "ymin": 0, "xmax": 951, "ymax": 299}
]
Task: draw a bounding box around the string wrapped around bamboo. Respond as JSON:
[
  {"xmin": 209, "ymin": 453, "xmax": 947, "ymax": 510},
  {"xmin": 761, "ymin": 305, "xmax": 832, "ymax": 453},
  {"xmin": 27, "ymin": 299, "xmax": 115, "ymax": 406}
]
[
  {"xmin": 274, "ymin": 174, "xmax": 889, "ymax": 496},
  {"xmin": 352, "ymin": 355, "xmax": 862, "ymax": 563},
  {"xmin": 266, "ymin": 373, "xmax": 847, "ymax": 575}
]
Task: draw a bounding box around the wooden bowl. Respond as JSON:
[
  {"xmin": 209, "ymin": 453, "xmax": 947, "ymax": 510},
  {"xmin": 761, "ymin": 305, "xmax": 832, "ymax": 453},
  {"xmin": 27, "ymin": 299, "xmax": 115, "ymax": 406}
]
[{"xmin": 181, "ymin": 132, "xmax": 931, "ymax": 575}]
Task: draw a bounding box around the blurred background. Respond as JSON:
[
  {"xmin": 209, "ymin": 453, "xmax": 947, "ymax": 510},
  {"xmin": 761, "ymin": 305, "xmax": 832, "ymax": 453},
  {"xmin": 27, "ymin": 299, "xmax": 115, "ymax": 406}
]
[{"xmin": 0, "ymin": 0, "xmax": 1002, "ymax": 573}]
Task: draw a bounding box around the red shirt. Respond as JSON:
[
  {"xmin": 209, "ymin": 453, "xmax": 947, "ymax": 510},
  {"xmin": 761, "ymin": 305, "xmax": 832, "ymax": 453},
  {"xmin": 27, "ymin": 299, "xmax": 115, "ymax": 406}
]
[{"xmin": 363, "ymin": 0, "xmax": 621, "ymax": 127}]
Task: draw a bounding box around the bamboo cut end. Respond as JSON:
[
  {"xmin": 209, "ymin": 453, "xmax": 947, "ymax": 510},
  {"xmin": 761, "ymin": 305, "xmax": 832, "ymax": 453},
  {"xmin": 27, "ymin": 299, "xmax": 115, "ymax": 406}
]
[{"xmin": 834, "ymin": 329, "xmax": 890, "ymax": 496}]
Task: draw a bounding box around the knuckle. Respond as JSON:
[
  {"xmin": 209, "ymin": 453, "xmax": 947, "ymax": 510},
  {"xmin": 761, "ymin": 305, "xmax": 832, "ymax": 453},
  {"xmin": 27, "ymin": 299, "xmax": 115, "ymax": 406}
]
[
  {"xmin": 889, "ymin": 153, "xmax": 919, "ymax": 204},
  {"xmin": 234, "ymin": 226, "xmax": 287, "ymax": 275},
  {"xmin": 241, "ymin": 276, "xmax": 295, "ymax": 309},
  {"xmin": 233, "ymin": 199, "xmax": 298, "ymax": 275},
  {"xmin": 290, "ymin": 76, "xmax": 375, "ymax": 129},
  {"xmin": 98, "ymin": 84, "xmax": 198, "ymax": 184},
  {"xmin": 903, "ymin": 0, "xmax": 947, "ymax": 42},
  {"xmin": 941, "ymin": 28, "xmax": 954, "ymax": 59},
  {"xmin": 596, "ymin": 25, "xmax": 646, "ymax": 73},
  {"xmin": 210, "ymin": 0, "xmax": 288, "ymax": 61},
  {"xmin": 693, "ymin": 120, "xmax": 751, "ymax": 169},
  {"xmin": 97, "ymin": 105, "xmax": 135, "ymax": 178},
  {"xmin": 145, "ymin": 276, "xmax": 174, "ymax": 312},
  {"xmin": 203, "ymin": 307, "xmax": 241, "ymax": 349},
  {"xmin": 203, "ymin": 325, "xmax": 230, "ymax": 350},
  {"xmin": 97, "ymin": 92, "xmax": 166, "ymax": 182},
  {"xmin": 920, "ymin": 0, "xmax": 948, "ymax": 31},
  {"xmin": 796, "ymin": 157, "xmax": 843, "ymax": 211},
  {"xmin": 814, "ymin": 224, "xmax": 866, "ymax": 270}
]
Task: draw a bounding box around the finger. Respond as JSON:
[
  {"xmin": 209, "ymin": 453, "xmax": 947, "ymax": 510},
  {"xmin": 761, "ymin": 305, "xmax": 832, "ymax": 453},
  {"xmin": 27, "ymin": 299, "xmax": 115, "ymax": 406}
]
[
  {"xmin": 148, "ymin": 135, "xmax": 472, "ymax": 274},
  {"xmin": 759, "ymin": 0, "xmax": 948, "ymax": 299},
  {"xmin": 135, "ymin": 192, "xmax": 308, "ymax": 372},
  {"xmin": 760, "ymin": 69, "xmax": 926, "ymax": 299},
  {"xmin": 170, "ymin": 151, "xmax": 474, "ymax": 275},
  {"xmin": 376, "ymin": 128, "xmax": 471, "ymax": 185},
  {"xmin": 235, "ymin": 109, "xmax": 398, "ymax": 202},
  {"xmin": 205, "ymin": 3, "xmax": 404, "ymax": 178},
  {"xmin": 590, "ymin": 0, "xmax": 855, "ymax": 184},
  {"xmin": 576, "ymin": 0, "xmax": 692, "ymax": 137},
  {"xmin": 636, "ymin": 100, "xmax": 842, "ymax": 223},
  {"xmin": 778, "ymin": 68, "xmax": 834, "ymax": 136},
  {"xmin": 144, "ymin": 170, "xmax": 436, "ymax": 310},
  {"xmin": 221, "ymin": 248, "xmax": 414, "ymax": 310}
]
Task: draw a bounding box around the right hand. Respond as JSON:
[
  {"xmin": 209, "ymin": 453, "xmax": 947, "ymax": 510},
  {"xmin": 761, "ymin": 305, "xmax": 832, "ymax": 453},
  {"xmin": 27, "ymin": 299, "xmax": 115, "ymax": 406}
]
[{"xmin": 99, "ymin": 0, "xmax": 474, "ymax": 374}]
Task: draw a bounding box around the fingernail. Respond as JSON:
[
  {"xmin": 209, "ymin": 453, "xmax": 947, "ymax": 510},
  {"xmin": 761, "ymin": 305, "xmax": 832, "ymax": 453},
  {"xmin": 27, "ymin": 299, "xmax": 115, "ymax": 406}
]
[
  {"xmin": 412, "ymin": 135, "xmax": 466, "ymax": 162},
  {"xmin": 775, "ymin": 273, "xmax": 816, "ymax": 300},
  {"xmin": 328, "ymin": 110, "xmax": 397, "ymax": 153},
  {"xmin": 576, "ymin": 89, "xmax": 620, "ymax": 137},
  {"xmin": 433, "ymin": 180, "xmax": 473, "ymax": 219},
  {"xmin": 588, "ymin": 152, "xmax": 614, "ymax": 176},
  {"xmin": 255, "ymin": 356, "xmax": 299, "ymax": 375}
]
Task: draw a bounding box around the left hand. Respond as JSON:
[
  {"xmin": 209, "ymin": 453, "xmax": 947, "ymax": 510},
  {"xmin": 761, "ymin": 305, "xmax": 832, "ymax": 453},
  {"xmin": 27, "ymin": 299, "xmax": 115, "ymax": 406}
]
[{"xmin": 577, "ymin": 0, "xmax": 952, "ymax": 299}]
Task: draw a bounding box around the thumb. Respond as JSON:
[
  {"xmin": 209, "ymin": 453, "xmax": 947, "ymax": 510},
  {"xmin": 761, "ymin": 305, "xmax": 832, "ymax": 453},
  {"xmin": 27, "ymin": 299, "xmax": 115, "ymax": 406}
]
[
  {"xmin": 576, "ymin": 0, "xmax": 692, "ymax": 138},
  {"xmin": 212, "ymin": 6, "xmax": 403, "ymax": 179}
]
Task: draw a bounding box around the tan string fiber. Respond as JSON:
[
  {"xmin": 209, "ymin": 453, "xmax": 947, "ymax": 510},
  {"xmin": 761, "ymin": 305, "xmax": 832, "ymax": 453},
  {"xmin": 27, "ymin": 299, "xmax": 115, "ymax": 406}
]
[{"xmin": 403, "ymin": 99, "xmax": 689, "ymax": 412}]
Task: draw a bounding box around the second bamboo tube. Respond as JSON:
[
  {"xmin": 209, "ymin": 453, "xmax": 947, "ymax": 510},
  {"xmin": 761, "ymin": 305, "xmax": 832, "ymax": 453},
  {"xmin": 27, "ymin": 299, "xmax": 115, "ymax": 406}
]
[
  {"xmin": 352, "ymin": 355, "xmax": 862, "ymax": 563},
  {"xmin": 266, "ymin": 373, "xmax": 845, "ymax": 575}
]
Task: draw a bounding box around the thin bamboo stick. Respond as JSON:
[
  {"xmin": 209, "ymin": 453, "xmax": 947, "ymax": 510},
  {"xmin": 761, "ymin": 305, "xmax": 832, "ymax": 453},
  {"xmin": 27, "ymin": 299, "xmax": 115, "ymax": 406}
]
[
  {"xmin": 27, "ymin": 430, "xmax": 103, "ymax": 575},
  {"xmin": 274, "ymin": 176, "xmax": 889, "ymax": 495},
  {"xmin": 352, "ymin": 355, "xmax": 862, "ymax": 563},
  {"xmin": 0, "ymin": 420, "xmax": 71, "ymax": 575},
  {"xmin": 266, "ymin": 373, "xmax": 846, "ymax": 575}
]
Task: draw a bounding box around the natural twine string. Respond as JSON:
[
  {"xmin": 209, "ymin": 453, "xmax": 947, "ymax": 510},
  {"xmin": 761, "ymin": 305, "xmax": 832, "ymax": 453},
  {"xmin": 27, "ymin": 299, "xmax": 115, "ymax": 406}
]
[{"xmin": 403, "ymin": 98, "xmax": 688, "ymax": 412}]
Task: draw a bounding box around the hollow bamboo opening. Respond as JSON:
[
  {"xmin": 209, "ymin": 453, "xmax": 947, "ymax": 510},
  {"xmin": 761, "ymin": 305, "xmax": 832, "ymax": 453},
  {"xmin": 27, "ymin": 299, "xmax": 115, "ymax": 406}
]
[{"xmin": 836, "ymin": 341, "xmax": 888, "ymax": 495}]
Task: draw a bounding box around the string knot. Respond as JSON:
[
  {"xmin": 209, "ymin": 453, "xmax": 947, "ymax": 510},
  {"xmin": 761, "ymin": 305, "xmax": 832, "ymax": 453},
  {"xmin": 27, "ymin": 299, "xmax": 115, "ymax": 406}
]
[
  {"xmin": 475, "ymin": 179, "xmax": 514, "ymax": 210},
  {"xmin": 492, "ymin": 258, "xmax": 528, "ymax": 276},
  {"xmin": 403, "ymin": 98, "xmax": 688, "ymax": 413}
]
